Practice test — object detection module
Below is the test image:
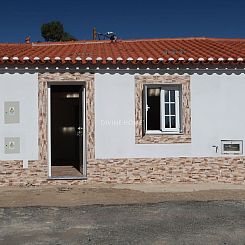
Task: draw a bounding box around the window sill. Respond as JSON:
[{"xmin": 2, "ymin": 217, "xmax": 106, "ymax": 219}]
[
  {"xmin": 145, "ymin": 130, "xmax": 183, "ymax": 135},
  {"xmin": 48, "ymin": 176, "xmax": 87, "ymax": 180}
]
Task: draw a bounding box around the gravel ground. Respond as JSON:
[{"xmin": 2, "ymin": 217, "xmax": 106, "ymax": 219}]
[{"xmin": 0, "ymin": 201, "xmax": 245, "ymax": 245}]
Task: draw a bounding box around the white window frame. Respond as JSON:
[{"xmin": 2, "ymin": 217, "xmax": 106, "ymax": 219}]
[
  {"xmin": 145, "ymin": 85, "xmax": 181, "ymax": 134},
  {"xmin": 221, "ymin": 140, "xmax": 243, "ymax": 155},
  {"xmin": 160, "ymin": 89, "xmax": 180, "ymax": 132}
]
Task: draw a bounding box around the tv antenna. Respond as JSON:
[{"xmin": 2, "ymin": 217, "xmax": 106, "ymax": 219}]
[{"xmin": 93, "ymin": 28, "xmax": 117, "ymax": 41}]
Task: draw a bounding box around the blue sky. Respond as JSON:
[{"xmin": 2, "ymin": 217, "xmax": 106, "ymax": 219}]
[{"xmin": 1, "ymin": 0, "xmax": 245, "ymax": 43}]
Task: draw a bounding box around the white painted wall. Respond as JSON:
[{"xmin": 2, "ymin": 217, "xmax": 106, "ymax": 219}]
[
  {"xmin": 95, "ymin": 72, "xmax": 245, "ymax": 158},
  {"xmin": 0, "ymin": 73, "xmax": 38, "ymax": 163}
]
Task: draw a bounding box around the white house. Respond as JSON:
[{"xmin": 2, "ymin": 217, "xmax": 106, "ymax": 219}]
[{"xmin": 0, "ymin": 37, "xmax": 245, "ymax": 186}]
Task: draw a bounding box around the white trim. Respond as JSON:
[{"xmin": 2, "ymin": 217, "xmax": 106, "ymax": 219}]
[
  {"xmin": 161, "ymin": 89, "xmax": 180, "ymax": 133},
  {"xmin": 175, "ymin": 90, "xmax": 180, "ymax": 131},
  {"xmin": 145, "ymin": 85, "xmax": 148, "ymax": 131},
  {"xmin": 145, "ymin": 130, "xmax": 183, "ymax": 135},
  {"xmin": 82, "ymin": 87, "xmax": 87, "ymax": 175},
  {"xmin": 47, "ymin": 82, "xmax": 87, "ymax": 178},
  {"xmin": 48, "ymin": 85, "xmax": 51, "ymax": 177},
  {"xmin": 221, "ymin": 140, "xmax": 243, "ymax": 155},
  {"xmin": 160, "ymin": 89, "xmax": 165, "ymax": 130},
  {"xmin": 145, "ymin": 86, "xmax": 181, "ymax": 133}
]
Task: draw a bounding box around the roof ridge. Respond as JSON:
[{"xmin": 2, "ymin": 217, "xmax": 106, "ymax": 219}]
[
  {"xmin": 32, "ymin": 37, "xmax": 213, "ymax": 45},
  {"xmin": 1, "ymin": 37, "xmax": 245, "ymax": 46},
  {"xmin": 30, "ymin": 37, "xmax": 231, "ymax": 47}
]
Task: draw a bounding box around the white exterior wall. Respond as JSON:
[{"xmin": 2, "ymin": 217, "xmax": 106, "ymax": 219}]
[
  {"xmin": 0, "ymin": 73, "xmax": 38, "ymax": 164},
  {"xmin": 95, "ymin": 73, "xmax": 245, "ymax": 158}
]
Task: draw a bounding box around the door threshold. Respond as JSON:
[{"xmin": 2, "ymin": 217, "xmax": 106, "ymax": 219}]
[{"xmin": 48, "ymin": 176, "xmax": 87, "ymax": 180}]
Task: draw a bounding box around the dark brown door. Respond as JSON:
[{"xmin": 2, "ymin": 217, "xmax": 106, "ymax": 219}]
[{"xmin": 51, "ymin": 85, "xmax": 84, "ymax": 175}]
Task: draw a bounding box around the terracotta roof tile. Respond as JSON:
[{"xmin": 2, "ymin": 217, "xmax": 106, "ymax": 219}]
[{"xmin": 0, "ymin": 37, "xmax": 245, "ymax": 65}]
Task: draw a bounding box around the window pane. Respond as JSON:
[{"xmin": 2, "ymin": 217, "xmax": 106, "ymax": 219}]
[
  {"xmin": 165, "ymin": 116, "xmax": 170, "ymax": 128},
  {"xmin": 224, "ymin": 144, "xmax": 240, "ymax": 152},
  {"xmin": 170, "ymin": 104, "xmax": 175, "ymax": 115},
  {"xmin": 164, "ymin": 90, "xmax": 169, "ymax": 102},
  {"xmin": 147, "ymin": 88, "xmax": 160, "ymax": 130},
  {"xmin": 165, "ymin": 104, "xmax": 169, "ymax": 115},
  {"xmin": 170, "ymin": 90, "xmax": 175, "ymax": 102},
  {"xmin": 171, "ymin": 116, "xmax": 176, "ymax": 128},
  {"xmin": 148, "ymin": 88, "xmax": 160, "ymax": 97}
]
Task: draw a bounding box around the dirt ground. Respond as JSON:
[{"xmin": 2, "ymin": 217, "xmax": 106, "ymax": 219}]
[
  {"xmin": 1, "ymin": 184, "xmax": 245, "ymax": 207},
  {"xmin": 1, "ymin": 201, "xmax": 245, "ymax": 245}
]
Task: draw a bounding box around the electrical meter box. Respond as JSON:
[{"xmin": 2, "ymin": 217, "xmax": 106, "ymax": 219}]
[
  {"xmin": 4, "ymin": 101, "xmax": 20, "ymax": 124},
  {"xmin": 4, "ymin": 137, "xmax": 20, "ymax": 154}
]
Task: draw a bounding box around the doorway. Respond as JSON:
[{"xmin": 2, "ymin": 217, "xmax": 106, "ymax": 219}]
[{"xmin": 48, "ymin": 84, "xmax": 85, "ymax": 178}]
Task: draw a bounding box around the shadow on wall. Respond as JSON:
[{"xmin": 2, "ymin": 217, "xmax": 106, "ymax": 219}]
[{"xmin": 0, "ymin": 63, "xmax": 245, "ymax": 76}]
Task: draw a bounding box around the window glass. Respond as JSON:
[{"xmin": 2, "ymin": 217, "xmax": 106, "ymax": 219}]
[
  {"xmin": 164, "ymin": 90, "xmax": 169, "ymax": 102},
  {"xmin": 224, "ymin": 144, "xmax": 240, "ymax": 152},
  {"xmin": 165, "ymin": 116, "xmax": 170, "ymax": 128},
  {"xmin": 170, "ymin": 104, "xmax": 175, "ymax": 115},
  {"xmin": 145, "ymin": 85, "xmax": 180, "ymax": 133},
  {"xmin": 171, "ymin": 116, "xmax": 176, "ymax": 128},
  {"xmin": 147, "ymin": 88, "xmax": 161, "ymax": 130},
  {"xmin": 170, "ymin": 90, "xmax": 175, "ymax": 102}
]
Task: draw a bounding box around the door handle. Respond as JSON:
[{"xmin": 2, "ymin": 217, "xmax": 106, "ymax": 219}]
[{"xmin": 76, "ymin": 127, "xmax": 83, "ymax": 136}]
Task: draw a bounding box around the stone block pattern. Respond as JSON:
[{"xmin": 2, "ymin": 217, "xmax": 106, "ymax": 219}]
[
  {"xmin": 1, "ymin": 156, "xmax": 245, "ymax": 186},
  {"xmin": 1, "ymin": 72, "xmax": 245, "ymax": 186},
  {"xmin": 135, "ymin": 74, "xmax": 191, "ymax": 144},
  {"xmin": 87, "ymin": 157, "xmax": 245, "ymax": 184},
  {"xmin": 0, "ymin": 72, "xmax": 95, "ymax": 186},
  {"xmin": 38, "ymin": 72, "xmax": 95, "ymax": 161}
]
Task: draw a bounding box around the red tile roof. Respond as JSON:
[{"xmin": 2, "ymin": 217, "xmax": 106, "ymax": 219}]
[{"xmin": 0, "ymin": 37, "xmax": 245, "ymax": 65}]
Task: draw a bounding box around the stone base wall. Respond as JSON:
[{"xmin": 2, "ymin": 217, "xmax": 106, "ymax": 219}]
[
  {"xmin": 1, "ymin": 157, "xmax": 245, "ymax": 186},
  {"xmin": 88, "ymin": 157, "xmax": 245, "ymax": 184},
  {"xmin": 0, "ymin": 161, "xmax": 47, "ymax": 186},
  {"xmin": 0, "ymin": 161, "xmax": 85, "ymax": 186}
]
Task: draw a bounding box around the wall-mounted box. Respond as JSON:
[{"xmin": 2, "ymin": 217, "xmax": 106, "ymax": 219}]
[
  {"xmin": 4, "ymin": 101, "xmax": 20, "ymax": 124},
  {"xmin": 4, "ymin": 137, "xmax": 20, "ymax": 154},
  {"xmin": 221, "ymin": 140, "xmax": 243, "ymax": 155}
]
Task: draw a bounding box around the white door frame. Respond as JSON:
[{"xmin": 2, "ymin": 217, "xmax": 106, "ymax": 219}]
[{"xmin": 47, "ymin": 82, "xmax": 87, "ymax": 178}]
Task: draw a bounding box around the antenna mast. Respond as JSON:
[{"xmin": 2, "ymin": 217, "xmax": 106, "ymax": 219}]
[{"xmin": 92, "ymin": 28, "xmax": 117, "ymax": 41}]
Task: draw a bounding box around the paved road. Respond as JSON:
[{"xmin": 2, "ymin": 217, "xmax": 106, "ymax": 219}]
[{"xmin": 0, "ymin": 201, "xmax": 245, "ymax": 245}]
